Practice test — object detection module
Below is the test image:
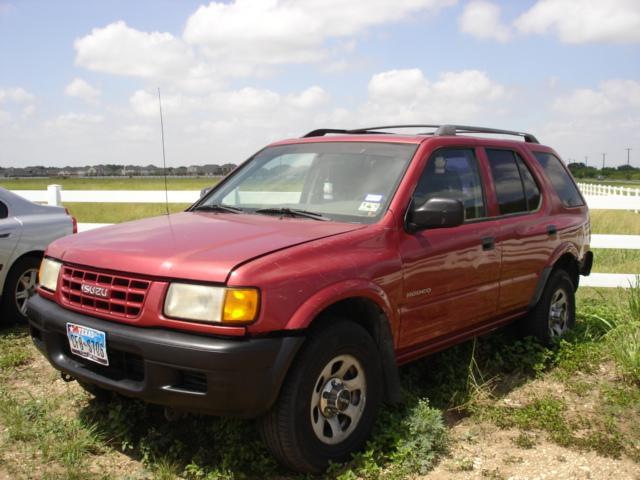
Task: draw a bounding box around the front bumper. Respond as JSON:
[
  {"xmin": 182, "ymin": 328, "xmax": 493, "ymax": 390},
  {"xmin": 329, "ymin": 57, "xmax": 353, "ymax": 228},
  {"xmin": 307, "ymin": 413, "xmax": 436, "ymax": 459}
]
[{"xmin": 27, "ymin": 295, "xmax": 304, "ymax": 418}]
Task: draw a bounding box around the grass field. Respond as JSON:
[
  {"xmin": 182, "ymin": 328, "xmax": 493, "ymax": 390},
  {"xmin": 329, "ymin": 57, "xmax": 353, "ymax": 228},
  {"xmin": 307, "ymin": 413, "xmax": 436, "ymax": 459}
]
[
  {"xmin": 0, "ymin": 177, "xmax": 221, "ymax": 191},
  {"xmin": 592, "ymin": 249, "xmax": 640, "ymax": 274},
  {"xmin": 65, "ymin": 203, "xmax": 190, "ymax": 223},
  {"xmin": 590, "ymin": 210, "xmax": 640, "ymax": 235},
  {"xmin": 1, "ymin": 286, "xmax": 638, "ymax": 479},
  {"xmin": 577, "ymin": 178, "xmax": 640, "ymax": 188}
]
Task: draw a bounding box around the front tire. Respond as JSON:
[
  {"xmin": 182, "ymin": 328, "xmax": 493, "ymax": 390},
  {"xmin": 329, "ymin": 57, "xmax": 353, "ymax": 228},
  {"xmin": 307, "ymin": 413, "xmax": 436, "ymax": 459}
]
[
  {"xmin": 524, "ymin": 269, "xmax": 576, "ymax": 345},
  {"xmin": 1, "ymin": 255, "xmax": 41, "ymax": 324},
  {"xmin": 259, "ymin": 320, "xmax": 382, "ymax": 473}
]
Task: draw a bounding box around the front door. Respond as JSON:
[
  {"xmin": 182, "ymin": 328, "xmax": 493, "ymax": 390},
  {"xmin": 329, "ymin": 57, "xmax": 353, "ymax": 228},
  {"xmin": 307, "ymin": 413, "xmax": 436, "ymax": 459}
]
[{"xmin": 398, "ymin": 148, "xmax": 501, "ymax": 349}]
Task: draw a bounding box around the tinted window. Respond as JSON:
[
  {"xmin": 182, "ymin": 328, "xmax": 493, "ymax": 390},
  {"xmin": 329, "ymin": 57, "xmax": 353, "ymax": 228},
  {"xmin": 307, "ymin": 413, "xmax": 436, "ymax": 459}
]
[
  {"xmin": 534, "ymin": 152, "xmax": 584, "ymax": 207},
  {"xmin": 0, "ymin": 201, "xmax": 7, "ymax": 219},
  {"xmin": 414, "ymin": 149, "xmax": 485, "ymax": 220},
  {"xmin": 515, "ymin": 154, "xmax": 541, "ymax": 211},
  {"xmin": 487, "ymin": 149, "xmax": 527, "ymax": 215}
]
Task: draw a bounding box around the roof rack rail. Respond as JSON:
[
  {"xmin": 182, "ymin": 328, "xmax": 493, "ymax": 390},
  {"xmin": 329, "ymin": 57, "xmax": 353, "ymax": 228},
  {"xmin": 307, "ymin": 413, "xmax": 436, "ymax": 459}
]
[
  {"xmin": 303, "ymin": 128, "xmax": 385, "ymax": 137},
  {"xmin": 301, "ymin": 124, "xmax": 539, "ymax": 143},
  {"xmin": 434, "ymin": 124, "xmax": 539, "ymax": 144}
]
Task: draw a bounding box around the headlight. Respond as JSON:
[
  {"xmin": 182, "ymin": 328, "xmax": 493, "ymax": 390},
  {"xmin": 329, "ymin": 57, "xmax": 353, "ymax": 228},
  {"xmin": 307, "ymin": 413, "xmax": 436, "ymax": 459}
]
[
  {"xmin": 164, "ymin": 283, "xmax": 259, "ymax": 324},
  {"xmin": 39, "ymin": 258, "xmax": 62, "ymax": 292}
]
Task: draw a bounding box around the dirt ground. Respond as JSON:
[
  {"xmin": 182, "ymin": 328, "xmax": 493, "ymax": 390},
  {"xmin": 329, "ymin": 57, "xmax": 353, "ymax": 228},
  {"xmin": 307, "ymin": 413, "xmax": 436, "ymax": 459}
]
[{"xmin": 425, "ymin": 420, "xmax": 639, "ymax": 480}]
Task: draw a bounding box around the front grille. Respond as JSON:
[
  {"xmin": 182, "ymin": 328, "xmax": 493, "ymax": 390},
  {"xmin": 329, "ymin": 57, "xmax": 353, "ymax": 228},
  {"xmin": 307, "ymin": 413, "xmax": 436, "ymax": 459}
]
[{"xmin": 60, "ymin": 266, "xmax": 151, "ymax": 319}]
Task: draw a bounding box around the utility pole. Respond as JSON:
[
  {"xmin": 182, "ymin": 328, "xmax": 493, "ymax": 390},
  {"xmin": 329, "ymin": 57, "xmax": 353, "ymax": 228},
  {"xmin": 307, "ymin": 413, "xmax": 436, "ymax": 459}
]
[
  {"xmin": 602, "ymin": 153, "xmax": 606, "ymax": 170},
  {"xmin": 626, "ymin": 147, "xmax": 632, "ymax": 166}
]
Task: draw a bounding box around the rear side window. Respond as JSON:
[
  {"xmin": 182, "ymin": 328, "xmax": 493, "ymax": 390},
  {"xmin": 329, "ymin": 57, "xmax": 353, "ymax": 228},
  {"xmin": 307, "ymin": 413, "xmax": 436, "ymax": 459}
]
[
  {"xmin": 486, "ymin": 149, "xmax": 528, "ymax": 215},
  {"xmin": 0, "ymin": 201, "xmax": 7, "ymax": 219},
  {"xmin": 515, "ymin": 154, "xmax": 541, "ymax": 211},
  {"xmin": 534, "ymin": 152, "xmax": 584, "ymax": 207},
  {"xmin": 414, "ymin": 148, "xmax": 486, "ymax": 220}
]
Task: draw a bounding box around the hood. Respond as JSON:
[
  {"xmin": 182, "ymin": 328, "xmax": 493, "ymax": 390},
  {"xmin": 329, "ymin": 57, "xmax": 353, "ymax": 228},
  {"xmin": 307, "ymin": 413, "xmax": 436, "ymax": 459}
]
[{"xmin": 48, "ymin": 212, "xmax": 364, "ymax": 283}]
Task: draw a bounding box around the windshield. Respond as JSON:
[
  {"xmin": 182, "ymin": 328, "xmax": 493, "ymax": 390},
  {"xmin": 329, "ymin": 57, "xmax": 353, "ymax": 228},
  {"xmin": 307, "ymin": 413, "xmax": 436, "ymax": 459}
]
[{"xmin": 199, "ymin": 142, "xmax": 418, "ymax": 223}]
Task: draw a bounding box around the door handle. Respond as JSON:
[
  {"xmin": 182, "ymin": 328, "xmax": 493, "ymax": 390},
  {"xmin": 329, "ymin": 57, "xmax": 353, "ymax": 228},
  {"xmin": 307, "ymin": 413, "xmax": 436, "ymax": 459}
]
[
  {"xmin": 0, "ymin": 233, "xmax": 10, "ymax": 239},
  {"xmin": 547, "ymin": 225, "xmax": 557, "ymax": 236},
  {"xmin": 481, "ymin": 236, "xmax": 495, "ymax": 251}
]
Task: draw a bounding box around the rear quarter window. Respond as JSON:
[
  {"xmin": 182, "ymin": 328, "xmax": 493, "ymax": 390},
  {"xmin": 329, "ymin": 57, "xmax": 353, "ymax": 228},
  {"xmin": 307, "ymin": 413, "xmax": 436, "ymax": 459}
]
[
  {"xmin": 534, "ymin": 152, "xmax": 584, "ymax": 207},
  {"xmin": 0, "ymin": 201, "xmax": 7, "ymax": 219}
]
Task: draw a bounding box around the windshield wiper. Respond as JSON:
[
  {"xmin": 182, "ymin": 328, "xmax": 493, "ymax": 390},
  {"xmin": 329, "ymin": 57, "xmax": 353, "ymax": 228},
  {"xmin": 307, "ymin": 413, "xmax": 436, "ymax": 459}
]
[
  {"xmin": 193, "ymin": 204, "xmax": 244, "ymax": 214},
  {"xmin": 254, "ymin": 207, "xmax": 329, "ymax": 221}
]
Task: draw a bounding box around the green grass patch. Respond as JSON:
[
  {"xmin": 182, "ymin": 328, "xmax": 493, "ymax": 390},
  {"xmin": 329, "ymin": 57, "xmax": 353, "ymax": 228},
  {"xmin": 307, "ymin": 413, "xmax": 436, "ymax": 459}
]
[
  {"xmin": 0, "ymin": 330, "xmax": 32, "ymax": 369},
  {"xmin": 0, "ymin": 288, "xmax": 638, "ymax": 476},
  {"xmin": 590, "ymin": 210, "xmax": 640, "ymax": 235},
  {"xmin": 0, "ymin": 177, "xmax": 221, "ymax": 191},
  {"xmin": 578, "ymin": 178, "xmax": 640, "ymax": 187},
  {"xmin": 64, "ymin": 202, "xmax": 190, "ymax": 223},
  {"xmin": 591, "ymin": 249, "xmax": 640, "ymax": 274}
]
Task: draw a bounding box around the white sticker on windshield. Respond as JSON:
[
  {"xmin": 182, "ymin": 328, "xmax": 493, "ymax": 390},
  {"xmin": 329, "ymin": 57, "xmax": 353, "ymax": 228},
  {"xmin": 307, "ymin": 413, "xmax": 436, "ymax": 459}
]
[
  {"xmin": 365, "ymin": 194, "xmax": 383, "ymax": 202},
  {"xmin": 359, "ymin": 201, "xmax": 381, "ymax": 213}
]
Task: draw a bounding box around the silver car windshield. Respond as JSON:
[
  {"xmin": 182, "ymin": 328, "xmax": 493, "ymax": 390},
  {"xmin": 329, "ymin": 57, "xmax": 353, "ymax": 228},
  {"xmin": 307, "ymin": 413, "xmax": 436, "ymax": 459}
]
[{"xmin": 200, "ymin": 142, "xmax": 418, "ymax": 223}]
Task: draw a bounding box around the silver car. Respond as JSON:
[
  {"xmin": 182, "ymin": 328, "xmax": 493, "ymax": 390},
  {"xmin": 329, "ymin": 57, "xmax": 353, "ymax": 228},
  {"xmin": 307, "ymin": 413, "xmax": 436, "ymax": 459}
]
[{"xmin": 0, "ymin": 188, "xmax": 75, "ymax": 322}]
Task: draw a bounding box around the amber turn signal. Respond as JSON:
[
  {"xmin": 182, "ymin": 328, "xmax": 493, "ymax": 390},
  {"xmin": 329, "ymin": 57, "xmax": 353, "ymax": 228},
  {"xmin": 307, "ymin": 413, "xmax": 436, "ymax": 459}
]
[{"xmin": 223, "ymin": 288, "xmax": 259, "ymax": 322}]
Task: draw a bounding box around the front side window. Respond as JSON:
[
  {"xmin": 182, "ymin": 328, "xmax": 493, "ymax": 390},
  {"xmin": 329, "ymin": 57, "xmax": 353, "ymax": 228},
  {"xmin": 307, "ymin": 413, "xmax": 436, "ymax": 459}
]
[
  {"xmin": 413, "ymin": 148, "xmax": 486, "ymax": 220},
  {"xmin": 534, "ymin": 152, "xmax": 584, "ymax": 207},
  {"xmin": 201, "ymin": 142, "xmax": 417, "ymax": 223},
  {"xmin": 0, "ymin": 201, "xmax": 7, "ymax": 219}
]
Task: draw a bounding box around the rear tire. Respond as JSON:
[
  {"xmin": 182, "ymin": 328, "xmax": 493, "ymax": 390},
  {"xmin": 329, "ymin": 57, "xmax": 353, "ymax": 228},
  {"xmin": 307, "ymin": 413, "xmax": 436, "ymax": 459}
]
[
  {"xmin": 259, "ymin": 320, "xmax": 382, "ymax": 473},
  {"xmin": 523, "ymin": 269, "xmax": 575, "ymax": 345},
  {"xmin": 1, "ymin": 255, "xmax": 41, "ymax": 324}
]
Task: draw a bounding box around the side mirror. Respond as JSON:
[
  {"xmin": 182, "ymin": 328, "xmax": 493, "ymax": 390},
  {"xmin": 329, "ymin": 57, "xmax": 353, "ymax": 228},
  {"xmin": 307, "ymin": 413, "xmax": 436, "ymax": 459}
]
[
  {"xmin": 200, "ymin": 187, "xmax": 212, "ymax": 198},
  {"xmin": 406, "ymin": 197, "xmax": 464, "ymax": 232}
]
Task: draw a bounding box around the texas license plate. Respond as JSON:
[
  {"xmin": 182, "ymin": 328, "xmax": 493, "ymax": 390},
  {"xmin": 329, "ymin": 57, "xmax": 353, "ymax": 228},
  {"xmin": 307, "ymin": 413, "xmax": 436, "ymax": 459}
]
[{"xmin": 66, "ymin": 323, "xmax": 109, "ymax": 366}]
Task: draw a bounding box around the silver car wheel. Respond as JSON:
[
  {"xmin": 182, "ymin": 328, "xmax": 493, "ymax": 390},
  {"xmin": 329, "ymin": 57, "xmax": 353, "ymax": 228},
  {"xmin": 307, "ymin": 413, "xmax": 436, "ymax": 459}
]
[
  {"xmin": 14, "ymin": 268, "xmax": 38, "ymax": 316},
  {"xmin": 310, "ymin": 354, "xmax": 367, "ymax": 445},
  {"xmin": 548, "ymin": 288, "xmax": 569, "ymax": 338}
]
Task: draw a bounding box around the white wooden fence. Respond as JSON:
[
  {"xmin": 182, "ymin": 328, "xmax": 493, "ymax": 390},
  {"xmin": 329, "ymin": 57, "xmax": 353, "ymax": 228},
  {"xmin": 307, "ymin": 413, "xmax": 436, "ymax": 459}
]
[
  {"xmin": 577, "ymin": 182, "xmax": 640, "ymax": 197},
  {"xmin": 10, "ymin": 183, "xmax": 640, "ymax": 212},
  {"xmin": 578, "ymin": 182, "xmax": 640, "ymax": 213},
  {"xmin": 7, "ymin": 183, "xmax": 639, "ymax": 288}
]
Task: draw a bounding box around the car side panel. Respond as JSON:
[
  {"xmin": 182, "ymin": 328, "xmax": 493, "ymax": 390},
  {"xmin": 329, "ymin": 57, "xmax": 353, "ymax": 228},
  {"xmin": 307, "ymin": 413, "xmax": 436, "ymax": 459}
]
[
  {"xmin": 1, "ymin": 213, "xmax": 72, "ymax": 293},
  {"xmin": 0, "ymin": 217, "xmax": 22, "ymax": 292}
]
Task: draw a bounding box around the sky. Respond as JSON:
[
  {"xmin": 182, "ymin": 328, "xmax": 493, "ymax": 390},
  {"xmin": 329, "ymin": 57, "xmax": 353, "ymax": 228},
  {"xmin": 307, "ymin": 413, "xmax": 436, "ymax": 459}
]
[{"xmin": 0, "ymin": 0, "xmax": 639, "ymax": 168}]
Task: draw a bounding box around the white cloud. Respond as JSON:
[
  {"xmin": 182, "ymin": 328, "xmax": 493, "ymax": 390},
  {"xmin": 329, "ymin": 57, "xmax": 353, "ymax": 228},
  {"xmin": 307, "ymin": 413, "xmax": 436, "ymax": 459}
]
[
  {"xmin": 0, "ymin": 86, "xmax": 35, "ymax": 104},
  {"xmin": 49, "ymin": 112, "xmax": 104, "ymax": 125},
  {"xmin": 285, "ymin": 86, "xmax": 329, "ymax": 108},
  {"xmin": 183, "ymin": 0, "xmax": 456, "ymax": 68},
  {"xmin": 0, "ymin": 86, "xmax": 36, "ymax": 124},
  {"xmin": 115, "ymin": 124, "xmax": 154, "ymax": 142},
  {"xmin": 459, "ymin": 0, "xmax": 510, "ymax": 42},
  {"xmin": 362, "ymin": 68, "xmax": 507, "ymax": 123},
  {"xmin": 73, "ymin": 1, "xmax": 457, "ymax": 89},
  {"xmin": 64, "ymin": 78, "xmax": 101, "ymax": 104},
  {"xmin": 75, "ymin": 21, "xmax": 194, "ymax": 78},
  {"xmin": 515, "ymin": 0, "xmax": 640, "ymax": 44},
  {"xmin": 538, "ymin": 79, "xmax": 640, "ymax": 164},
  {"xmin": 552, "ymin": 79, "xmax": 640, "ymax": 116}
]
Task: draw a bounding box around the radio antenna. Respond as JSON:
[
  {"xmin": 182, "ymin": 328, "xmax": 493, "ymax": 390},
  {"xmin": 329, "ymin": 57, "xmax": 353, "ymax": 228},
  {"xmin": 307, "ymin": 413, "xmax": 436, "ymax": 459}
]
[{"xmin": 158, "ymin": 87, "xmax": 170, "ymax": 215}]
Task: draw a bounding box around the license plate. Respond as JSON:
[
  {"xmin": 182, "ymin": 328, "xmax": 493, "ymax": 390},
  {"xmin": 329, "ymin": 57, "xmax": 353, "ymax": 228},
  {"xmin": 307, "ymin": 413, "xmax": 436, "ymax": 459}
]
[{"xmin": 66, "ymin": 323, "xmax": 109, "ymax": 366}]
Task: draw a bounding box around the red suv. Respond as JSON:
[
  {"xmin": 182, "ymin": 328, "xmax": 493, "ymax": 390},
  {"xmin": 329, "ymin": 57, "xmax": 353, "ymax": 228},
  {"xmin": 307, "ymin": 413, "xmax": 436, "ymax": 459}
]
[{"xmin": 27, "ymin": 125, "xmax": 592, "ymax": 473}]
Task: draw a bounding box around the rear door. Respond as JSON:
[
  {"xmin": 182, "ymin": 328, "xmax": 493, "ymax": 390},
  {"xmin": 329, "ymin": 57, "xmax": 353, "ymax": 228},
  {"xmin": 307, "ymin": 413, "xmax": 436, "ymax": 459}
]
[
  {"xmin": 484, "ymin": 148, "xmax": 555, "ymax": 315},
  {"xmin": 398, "ymin": 147, "xmax": 501, "ymax": 349}
]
